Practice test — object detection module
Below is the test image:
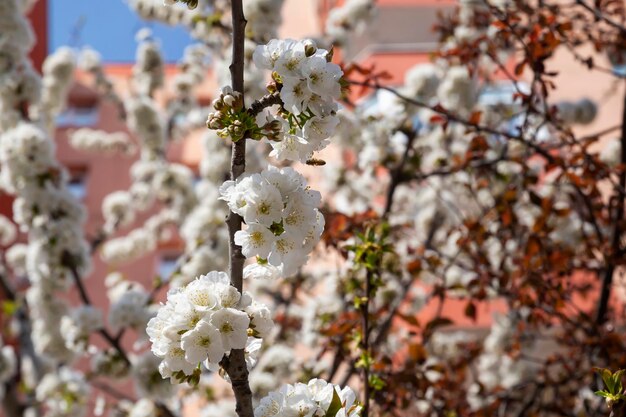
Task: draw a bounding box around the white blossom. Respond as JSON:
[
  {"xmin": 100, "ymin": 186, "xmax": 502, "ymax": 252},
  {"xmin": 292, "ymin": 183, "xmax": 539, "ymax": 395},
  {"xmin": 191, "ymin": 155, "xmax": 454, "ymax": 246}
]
[
  {"xmin": 220, "ymin": 166, "xmax": 324, "ymax": 278},
  {"xmin": 251, "ymin": 39, "xmax": 343, "ymax": 162},
  {"xmin": 254, "ymin": 379, "xmax": 361, "ymax": 417},
  {"xmin": 147, "ymin": 272, "xmax": 272, "ymax": 382}
]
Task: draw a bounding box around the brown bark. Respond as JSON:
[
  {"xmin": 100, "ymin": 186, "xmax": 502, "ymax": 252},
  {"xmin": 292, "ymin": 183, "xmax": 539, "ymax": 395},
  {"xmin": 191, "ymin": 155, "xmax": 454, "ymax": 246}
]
[{"xmin": 223, "ymin": 1, "xmax": 254, "ymax": 417}]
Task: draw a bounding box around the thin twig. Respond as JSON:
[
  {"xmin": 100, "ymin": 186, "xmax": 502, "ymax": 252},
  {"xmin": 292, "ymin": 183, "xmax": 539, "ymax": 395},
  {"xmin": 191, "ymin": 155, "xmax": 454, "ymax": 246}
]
[
  {"xmin": 0, "ymin": 273, "xmax": 16, "ymax": 301},
  {"xmin": 347, "ymin": 80, "xmax": 558, "ymax": 164},
  {"xmin": 360, "ymin": 269, "xmax": 372, "ymax": 417},
  {"xmin": 247, "ymin": 92, "xmax": 282, "ymax": 117},
  {"xmin": 382, "ymin": 128, "xmax": 417, "ymax": 218},
  {"xmin": 63, "ymin": 252, "xmax": 130, "ymax": 365},
  {"xmin": 596, "ymin": 79, "xmax": 626, "ymax": 324},
  {"xmin": 574, "ymin": 0, "xmax": 626, "ymax": 34}
]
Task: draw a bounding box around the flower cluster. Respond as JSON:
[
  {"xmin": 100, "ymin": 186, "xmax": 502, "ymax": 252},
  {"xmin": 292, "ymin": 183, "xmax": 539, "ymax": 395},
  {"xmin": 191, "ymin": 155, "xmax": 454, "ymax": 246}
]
[
  {"xmin": 220, "ymin": 166, "xmax": 324, "ymax": 278},
  {"xmin": 36, "ymin": 47, "xmax": 76, "ymax": 132},
  {"xmin": 168, "ymin": 44, "xmax": 213, "ymax": 138},
  {"xmin": 78, "ymin": 47, "xmax": 125, "ymax": 119},
  {"xmin": 244, "ymin": 0, "xmax": 284, "ymax": 43},
  {"xmin": 68, "ymin": 128, "xmax": 136, "ymax": 156},
  {"xmin": 102, "ymin": 190, "xmax": 136, "ymax": 232},
  {"xmin": 36, "ymin": 368, "xmax": 90, "ymax": 417},
  {"xmin": 252, "ymin": 39, "xmax": 343, "ymax": 162},
  {"xmin": 59, "ymin": 306, "xmax": 103, "ymax": 353},
  {"xmin": 254, "ymin": 378, "xmax": 362, "ymax": 417},
  {"xmin": 0, "ymin": 122, "xmax": 91, "ymax": 291},
  {"xmin": 126, "ymin": 97, "xmax": 166, "ymax": 156},
  {"xmin": 107, "ymin": 279, "xmax": 155, "ymax": 334},
  {"xmin": 147, "ymin": 271, "xmax": 273, "ymax": 383},
  {"xmin": 325, "ymin": 0, "xmax": 375, "ymax": 46},
  {"xmin": 100, "ymin": 161, "xmax": 196, "ymax": 264},
  {"xmin": 0, "ymin": 0, "xmax": 39, "ymax": 131},
  {"xmin": 133, "ymin": 29, "xmax": 165, "ymax": 96}
]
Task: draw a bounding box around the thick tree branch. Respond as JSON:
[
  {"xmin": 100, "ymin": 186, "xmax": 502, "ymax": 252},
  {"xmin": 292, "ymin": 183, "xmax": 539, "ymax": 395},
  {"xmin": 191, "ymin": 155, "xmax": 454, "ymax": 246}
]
[{"xmin": 223, "ymin": 2, "xmax": 254, "ymax": 417}]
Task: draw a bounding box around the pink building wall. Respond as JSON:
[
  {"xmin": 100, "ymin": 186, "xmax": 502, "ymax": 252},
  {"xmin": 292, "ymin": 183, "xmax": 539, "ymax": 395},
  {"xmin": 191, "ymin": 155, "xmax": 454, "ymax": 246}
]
[
  {"xmin": 11, "ymin": 0, "xmax": 623, "ymax": 346},
  {"xmin": 2, "ymin": 0, "xmax": 623, "ymax": 406}
]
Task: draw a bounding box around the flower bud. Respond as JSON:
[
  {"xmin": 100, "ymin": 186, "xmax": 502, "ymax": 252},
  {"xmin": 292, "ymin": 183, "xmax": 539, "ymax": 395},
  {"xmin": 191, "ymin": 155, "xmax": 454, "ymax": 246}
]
[
  {"xmin": 232, "ymin": 92, "xmax": 244, "ymax": 110},
  {"xmin": 212, "ymin": 98, "xmax": 224, "ymax": 111},
  {"xmin": 221, "ymin": 86, "xmax": 234, "ymax": 97},
  {"xmin": 206, "ymin": 113, "xmax": 224, "ymax": 130},
  {"xmin": 304, "ymin": 40, "xmax": 317, "ymax": 57},
  {"xmin": 223, "ymin": 94, "xmax": 236, "ymax": 108}
]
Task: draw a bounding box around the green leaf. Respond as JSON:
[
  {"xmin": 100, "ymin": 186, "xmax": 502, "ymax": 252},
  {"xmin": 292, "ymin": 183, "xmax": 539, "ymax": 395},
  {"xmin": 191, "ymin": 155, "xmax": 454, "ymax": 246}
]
[
  {"xmin": 595, "ymin": 368, "xmax": 626, "ymax": 395},
  {"xmin": 602, "ymin": 368, "xmax": 615, "ymax": 393},
  {"xmin": 613, "ymin": 370, "xmax": 625, "ymax": 393},
  {"xmin": 325, "ymin": 388, "xmax": 344, "ymax": 417},
  {"xmin": 595, "ymin": 391, "xmax": 611, "ymax": 398},
  {"xmin": 369, "ymin": 374, "xmax": 386, "ymax": 391},
  {"xmin": 356, "ymin": 351, "xmax": 373, "ymax": 369}
]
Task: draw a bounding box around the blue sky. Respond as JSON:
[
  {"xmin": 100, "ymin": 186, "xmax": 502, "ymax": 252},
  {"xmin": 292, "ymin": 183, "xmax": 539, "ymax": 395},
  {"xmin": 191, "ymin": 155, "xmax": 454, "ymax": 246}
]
[{"xmin": 49, "ymin": 0, "xmax": 194, "ymax": 62}]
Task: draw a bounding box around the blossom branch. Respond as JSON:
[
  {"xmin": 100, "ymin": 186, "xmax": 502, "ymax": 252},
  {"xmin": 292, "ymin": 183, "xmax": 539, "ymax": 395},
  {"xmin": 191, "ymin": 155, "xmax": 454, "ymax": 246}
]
[{"xmin": 223, "ymin": 1, "xmax": 254, "ymax": 417}]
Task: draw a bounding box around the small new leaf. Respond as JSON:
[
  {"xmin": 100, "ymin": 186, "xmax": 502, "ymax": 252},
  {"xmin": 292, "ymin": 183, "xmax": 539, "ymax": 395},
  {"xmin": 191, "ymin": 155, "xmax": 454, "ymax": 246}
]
[
  {"xmin": 594, "ymin": 368, "xmax": 626, "ymax": 408},
  {"xmin": 595, "ymin": 390, "xmax": 611, "ymax": 398}
]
